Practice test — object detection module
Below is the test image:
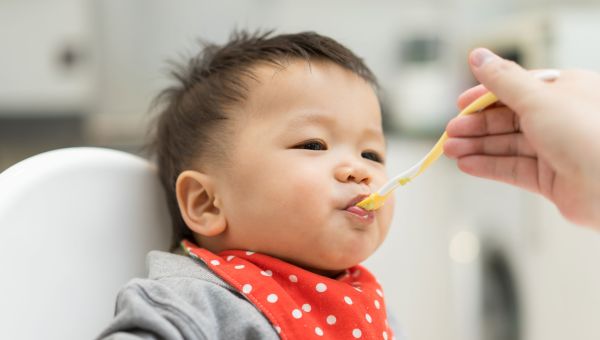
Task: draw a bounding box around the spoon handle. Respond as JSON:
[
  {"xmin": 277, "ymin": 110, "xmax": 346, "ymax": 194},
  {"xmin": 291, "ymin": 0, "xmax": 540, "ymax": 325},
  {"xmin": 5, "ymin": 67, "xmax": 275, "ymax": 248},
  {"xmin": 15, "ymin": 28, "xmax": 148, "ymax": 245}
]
[
  {"xmin": 357, "ymin": 69, "xmax": 560, "ymax": 211},
  {"xmin": 379, "ymin": 92, "xmax": 499, "ymax": 196}
]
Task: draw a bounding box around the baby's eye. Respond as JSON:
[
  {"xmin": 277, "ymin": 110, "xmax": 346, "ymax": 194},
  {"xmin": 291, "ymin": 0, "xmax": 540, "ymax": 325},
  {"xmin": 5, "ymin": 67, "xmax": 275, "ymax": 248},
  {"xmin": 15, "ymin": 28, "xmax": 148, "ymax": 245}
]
[
  {"xmin": 362, "ymin": 151, "xmax": 384, "ymax": 163},
  {"xmin": 295, "ymin": 140, "xmax": 328, "ymax": 151}
]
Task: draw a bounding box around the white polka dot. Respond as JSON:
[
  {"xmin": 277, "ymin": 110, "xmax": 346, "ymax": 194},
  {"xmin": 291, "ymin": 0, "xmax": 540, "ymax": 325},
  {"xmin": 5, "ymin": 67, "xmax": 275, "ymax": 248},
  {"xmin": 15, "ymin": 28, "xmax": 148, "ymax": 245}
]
[
  {"xmin": 292, "ymin": 309, "xmax": 302, "ymax": 319},
  {"xmin": 267, "ymin": 293, "xmax": 278, "ymax": 303},
  {"xmin": 352, "ymin": 269, "xmax": 362, "ymax": 278},
  {"xmin": 274, "ymin": 326, "xmax": 281, "ymax": 334},
  {"xmin": 261, "ymin": 270, "xmax": 273, "ymax": 277},
  {"xmin": 354, "ymin": 287, "xmax": 363, "ymax": 292},
  {"xmin": 383, "ymin": 331, "xmax": 388, "ymax": 340},
  {"xmin": 316, "ymin": 283, "xmax": 327, "ymax": 293},
  {"xmin": 365, "ymin": 313, "xmax": 372, "ymax": 323},
  {"xmin": 344, "ymin": 296, "xmax": 353, "ymax": 305},
  {"xmin": 302, "ymin": 303, "xmax": 312, "ymax": 312},
  {"xmin": 352, "ymin": 328, "xmax": 362, "ymax": 338},
  {"xmin": 315, "ymin": 327, "xmax": 324, "ymax": 336},
  {"xmin": 246, "ymin": 251, "xmax": 255, "ymax": 255},
  {"xmin": 234, "ymin": 265, "xmax": 245, "ymax": 269},
  {"xmin": 210, "ymin": 259, "xmax": 220, "ymax": 266},
  {"xmin": 374, "ymin": 299, "xmax": 381, "ymax": 309},
  {"xmin": 242, "ymin": 284, "xmax": 252, "ymax": 294},
  {"xmin": 326, "ymin": 315, "xmax": 336, "ymax": 325},
  {"xmin": 226, "ymin": 255, "xmax": 235, "ymax": 261},
  {"xmin": 289, "ymin": 274, "xmax": 298, "ymax": 283},
  {"xmin": 376, "ymin": 288, "xmax": 384, "ymax": 297}
]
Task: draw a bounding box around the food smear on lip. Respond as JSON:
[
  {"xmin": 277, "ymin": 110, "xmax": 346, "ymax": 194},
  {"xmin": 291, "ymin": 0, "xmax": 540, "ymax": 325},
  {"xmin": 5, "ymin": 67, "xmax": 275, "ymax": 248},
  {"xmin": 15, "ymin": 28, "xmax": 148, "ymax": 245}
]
[{"xmin": 345, "ymin": 205, "xmax": 372, "ymax": 218}]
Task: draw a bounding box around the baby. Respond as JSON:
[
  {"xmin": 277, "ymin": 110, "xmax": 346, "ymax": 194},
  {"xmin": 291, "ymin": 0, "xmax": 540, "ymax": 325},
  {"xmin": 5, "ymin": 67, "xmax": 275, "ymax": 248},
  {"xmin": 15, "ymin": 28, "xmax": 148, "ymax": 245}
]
[{"xmin": 99, "ymin": 31, "xmax": 398, "ymax": 340}]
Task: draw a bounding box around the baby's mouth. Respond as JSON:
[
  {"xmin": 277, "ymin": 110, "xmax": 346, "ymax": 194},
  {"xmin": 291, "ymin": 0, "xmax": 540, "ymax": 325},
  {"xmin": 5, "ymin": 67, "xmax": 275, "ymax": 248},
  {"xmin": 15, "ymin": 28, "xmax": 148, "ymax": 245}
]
[{"xmin": 344, "ymin": 195, "xmax": 375, "ymax": 220}]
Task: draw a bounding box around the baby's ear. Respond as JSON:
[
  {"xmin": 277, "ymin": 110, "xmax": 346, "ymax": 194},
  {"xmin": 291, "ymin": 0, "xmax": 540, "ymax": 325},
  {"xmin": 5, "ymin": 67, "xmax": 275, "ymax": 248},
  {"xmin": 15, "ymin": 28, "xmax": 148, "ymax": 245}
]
[{"xmin": 175, "ymin": 170, "xmax": 226, "ymax": 237}]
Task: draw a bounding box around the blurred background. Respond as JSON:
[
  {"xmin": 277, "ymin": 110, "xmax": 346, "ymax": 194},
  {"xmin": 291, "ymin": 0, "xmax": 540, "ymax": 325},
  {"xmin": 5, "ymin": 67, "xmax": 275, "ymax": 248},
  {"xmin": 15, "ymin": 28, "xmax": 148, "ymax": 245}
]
[{"xmin": 2, "ymin": 0, "xmax": 600, "ymax": 339}]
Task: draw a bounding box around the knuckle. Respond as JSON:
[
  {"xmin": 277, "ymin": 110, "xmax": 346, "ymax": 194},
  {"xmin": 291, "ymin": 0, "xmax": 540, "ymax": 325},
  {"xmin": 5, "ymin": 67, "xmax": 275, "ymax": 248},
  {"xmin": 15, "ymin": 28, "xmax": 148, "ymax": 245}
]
[
  {"xmin": 484, "ymin": 59, "xmax": 517, "ymax": 82},
  {"xmin": 510, "ymin": 160, "xmax": 519, "ymax": 183},
  {"xmin": 509, "ymin": 137, "xmax": 517, "ymax": 155}
]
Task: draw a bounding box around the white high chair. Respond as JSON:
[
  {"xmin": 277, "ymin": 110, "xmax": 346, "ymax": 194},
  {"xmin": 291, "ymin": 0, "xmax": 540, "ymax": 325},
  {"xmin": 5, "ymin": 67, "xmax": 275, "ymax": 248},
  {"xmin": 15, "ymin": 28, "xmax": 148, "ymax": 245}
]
[{"xmin": 0, "ymin": 147, "xmax": 172, "ymax": 340}]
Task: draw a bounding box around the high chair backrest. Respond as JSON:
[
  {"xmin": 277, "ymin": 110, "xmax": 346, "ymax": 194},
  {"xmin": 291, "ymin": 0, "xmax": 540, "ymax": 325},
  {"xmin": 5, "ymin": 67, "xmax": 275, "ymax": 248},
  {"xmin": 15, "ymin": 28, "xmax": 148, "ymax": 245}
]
[{"xmin": 0, "ymin": 147, "xmax": 172, "ymax": 340}]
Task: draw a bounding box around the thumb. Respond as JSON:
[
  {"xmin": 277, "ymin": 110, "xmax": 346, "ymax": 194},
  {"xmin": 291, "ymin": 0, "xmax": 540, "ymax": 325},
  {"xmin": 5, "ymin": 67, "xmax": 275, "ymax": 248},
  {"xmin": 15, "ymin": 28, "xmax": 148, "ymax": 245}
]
[{"xmin": 469, "ymin": 48, "xmax": 543, "ymax": 115}]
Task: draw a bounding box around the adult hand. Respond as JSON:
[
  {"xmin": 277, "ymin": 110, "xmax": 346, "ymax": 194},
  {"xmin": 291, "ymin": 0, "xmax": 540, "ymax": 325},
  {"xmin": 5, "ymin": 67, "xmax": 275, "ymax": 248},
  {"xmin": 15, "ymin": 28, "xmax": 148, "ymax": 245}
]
[{"xmin": 444, "ymin": 48, "xmax": 600, "ymax": 228}]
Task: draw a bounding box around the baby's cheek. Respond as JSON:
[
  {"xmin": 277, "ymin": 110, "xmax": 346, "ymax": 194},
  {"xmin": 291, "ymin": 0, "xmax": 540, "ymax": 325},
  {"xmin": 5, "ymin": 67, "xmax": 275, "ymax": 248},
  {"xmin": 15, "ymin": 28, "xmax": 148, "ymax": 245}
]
[
  {"xmin": 289, "ymin": 173, "xmax": 325, "ymax": 203},
  {"xmin": 379, "ymin": 196, "xmax": 395, "ymax": 233},
  {"xmin": 283, "ymin": 180, "xmax": 329, "ymax": 227}
]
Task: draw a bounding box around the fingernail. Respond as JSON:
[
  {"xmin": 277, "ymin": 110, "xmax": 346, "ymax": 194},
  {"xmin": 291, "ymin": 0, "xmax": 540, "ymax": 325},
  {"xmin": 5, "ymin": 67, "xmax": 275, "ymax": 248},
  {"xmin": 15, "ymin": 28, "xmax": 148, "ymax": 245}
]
[
  {"xmin": 532, "ymin": 69, "xmax": 560, "ymax": 82},
  {"xmin": 470, "ymin": 48, "xmax": 497, "ymax": 68}
]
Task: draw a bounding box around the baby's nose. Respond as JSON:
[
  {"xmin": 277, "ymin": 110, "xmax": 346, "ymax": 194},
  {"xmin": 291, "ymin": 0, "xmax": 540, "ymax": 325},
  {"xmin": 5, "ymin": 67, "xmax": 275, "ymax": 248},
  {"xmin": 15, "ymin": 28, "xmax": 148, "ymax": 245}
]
[{"xmin": 334, "ymin": 164, "xmax": 371, "ymax": 185}]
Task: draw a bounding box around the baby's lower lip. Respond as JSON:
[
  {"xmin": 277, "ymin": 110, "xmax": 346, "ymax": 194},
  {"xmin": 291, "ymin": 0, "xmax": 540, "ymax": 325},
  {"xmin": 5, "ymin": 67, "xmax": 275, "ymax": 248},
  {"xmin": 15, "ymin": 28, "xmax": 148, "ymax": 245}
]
[{"xmin": 345, "ymin": 206, "xmax": 375, "ymax": 222}]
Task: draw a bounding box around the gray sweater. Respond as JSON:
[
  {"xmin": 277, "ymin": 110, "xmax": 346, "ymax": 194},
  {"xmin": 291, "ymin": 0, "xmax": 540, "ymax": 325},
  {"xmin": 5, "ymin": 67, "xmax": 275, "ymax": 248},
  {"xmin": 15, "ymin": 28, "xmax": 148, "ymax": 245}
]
[{"xmin": 98, "ymin": 251, "xmax": 401, "ymax": 340}]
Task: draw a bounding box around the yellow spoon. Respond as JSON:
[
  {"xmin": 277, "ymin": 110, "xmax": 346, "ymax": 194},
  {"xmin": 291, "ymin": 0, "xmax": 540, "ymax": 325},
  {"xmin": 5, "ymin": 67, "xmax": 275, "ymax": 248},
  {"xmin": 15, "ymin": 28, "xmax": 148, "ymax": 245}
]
[{"xmin": 356, "ymin": 69, "xmax": 560, "ymax": 211}]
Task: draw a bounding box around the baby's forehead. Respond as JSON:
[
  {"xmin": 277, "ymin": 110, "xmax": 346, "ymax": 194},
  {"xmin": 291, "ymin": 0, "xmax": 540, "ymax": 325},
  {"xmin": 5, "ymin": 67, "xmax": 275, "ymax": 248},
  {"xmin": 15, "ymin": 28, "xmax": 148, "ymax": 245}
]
[
  {"xmin": 241, "ymin": 59, "xmax": 377, "ymax": 108},
  {"xmin": 229, "ymin": 59, "xmax": 384, "ymax": 138}
]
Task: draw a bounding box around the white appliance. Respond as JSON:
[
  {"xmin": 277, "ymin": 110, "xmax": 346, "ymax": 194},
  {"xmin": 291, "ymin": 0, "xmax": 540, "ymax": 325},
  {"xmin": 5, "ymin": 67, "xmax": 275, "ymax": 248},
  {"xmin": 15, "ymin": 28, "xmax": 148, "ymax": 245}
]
[
  {"xmin": 0, "ymin": 0, "xmax": 96, "ymax": 116},
  {"xmin": 464, "ymin": 7, "xmax": 600, "ymax": 74}
]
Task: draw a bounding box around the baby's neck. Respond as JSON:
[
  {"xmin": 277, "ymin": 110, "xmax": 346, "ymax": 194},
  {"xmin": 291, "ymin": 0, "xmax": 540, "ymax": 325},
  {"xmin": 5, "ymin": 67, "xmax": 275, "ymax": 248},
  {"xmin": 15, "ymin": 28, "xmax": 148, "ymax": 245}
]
[{"xmin": 191, "ymin": 235, "xmax": 346, "ymax": 278}]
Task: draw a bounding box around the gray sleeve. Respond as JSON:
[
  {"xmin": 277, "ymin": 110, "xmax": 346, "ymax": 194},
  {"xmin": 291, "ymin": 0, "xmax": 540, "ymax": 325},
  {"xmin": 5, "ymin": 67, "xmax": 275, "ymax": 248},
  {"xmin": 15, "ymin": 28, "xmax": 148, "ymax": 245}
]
[{"xmin": 97, "ymin": 278, "xmax": 279, "ymax": 340}]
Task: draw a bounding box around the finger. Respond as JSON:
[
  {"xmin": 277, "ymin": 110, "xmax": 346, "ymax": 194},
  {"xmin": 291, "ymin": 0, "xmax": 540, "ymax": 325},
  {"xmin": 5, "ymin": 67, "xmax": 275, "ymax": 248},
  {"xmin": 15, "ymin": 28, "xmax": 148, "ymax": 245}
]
[
  {"xmin": 446, "ymin": 106, "xmax": 520, "ymax": 137},
  {"xmin": 444, "ymin": 133, "xmax": 536, "ymax": 159},
  {"xmin": 456, "ymin": 155, "xmax": 541, "ymax": 194},
  {"xmin": 457, "ymin": 84, "xmax": 488, "ymax": 110},
  {"xmin": 457, "ymin": 68, "xmax": 558, "ymax": 110},
  {"xmin": 469, "ymin": 48, "xmax": 545, "ymax": 116}
]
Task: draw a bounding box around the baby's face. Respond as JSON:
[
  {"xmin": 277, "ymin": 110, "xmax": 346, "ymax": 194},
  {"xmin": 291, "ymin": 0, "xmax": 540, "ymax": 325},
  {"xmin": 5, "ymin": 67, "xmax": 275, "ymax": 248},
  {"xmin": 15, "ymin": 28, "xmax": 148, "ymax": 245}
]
[{"xmin": 211, "ymin": 60, "xmax": 394, "ymax": 273}]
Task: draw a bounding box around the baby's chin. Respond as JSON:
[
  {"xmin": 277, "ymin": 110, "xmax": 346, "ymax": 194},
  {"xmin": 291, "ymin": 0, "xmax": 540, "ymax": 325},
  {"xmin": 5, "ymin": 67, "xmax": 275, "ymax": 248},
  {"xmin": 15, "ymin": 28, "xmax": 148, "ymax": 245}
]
[
  {"xmin": 292, "ymin": 260, "xmax": 357, "ymax": 278},
  {"xmin": 284, "ymin": 251, "xmax": 373, "ymax": 277}
]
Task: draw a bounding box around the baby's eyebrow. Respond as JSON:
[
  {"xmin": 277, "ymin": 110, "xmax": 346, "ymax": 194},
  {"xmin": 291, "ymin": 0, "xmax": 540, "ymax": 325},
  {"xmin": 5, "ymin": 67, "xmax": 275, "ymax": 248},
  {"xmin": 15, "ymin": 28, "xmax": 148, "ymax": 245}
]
[
  {"xmin": 285, "ymin": 111, "xmax": 336, "ymax": 129},
  {"xmin": 285, "ymin": 111, "xmax": 385, "ymax": 143},
  {"xmin": 363, "ymin": 128, "xmax": 386, "ymax": 146}
]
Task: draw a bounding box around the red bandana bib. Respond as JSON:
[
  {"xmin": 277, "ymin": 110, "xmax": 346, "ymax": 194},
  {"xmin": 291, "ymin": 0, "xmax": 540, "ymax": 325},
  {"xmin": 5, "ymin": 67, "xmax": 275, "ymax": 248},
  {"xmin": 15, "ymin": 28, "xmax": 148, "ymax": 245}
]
[{"xmin": 182, "ymin": 240, "xmax": 394, "ymax": 340}]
